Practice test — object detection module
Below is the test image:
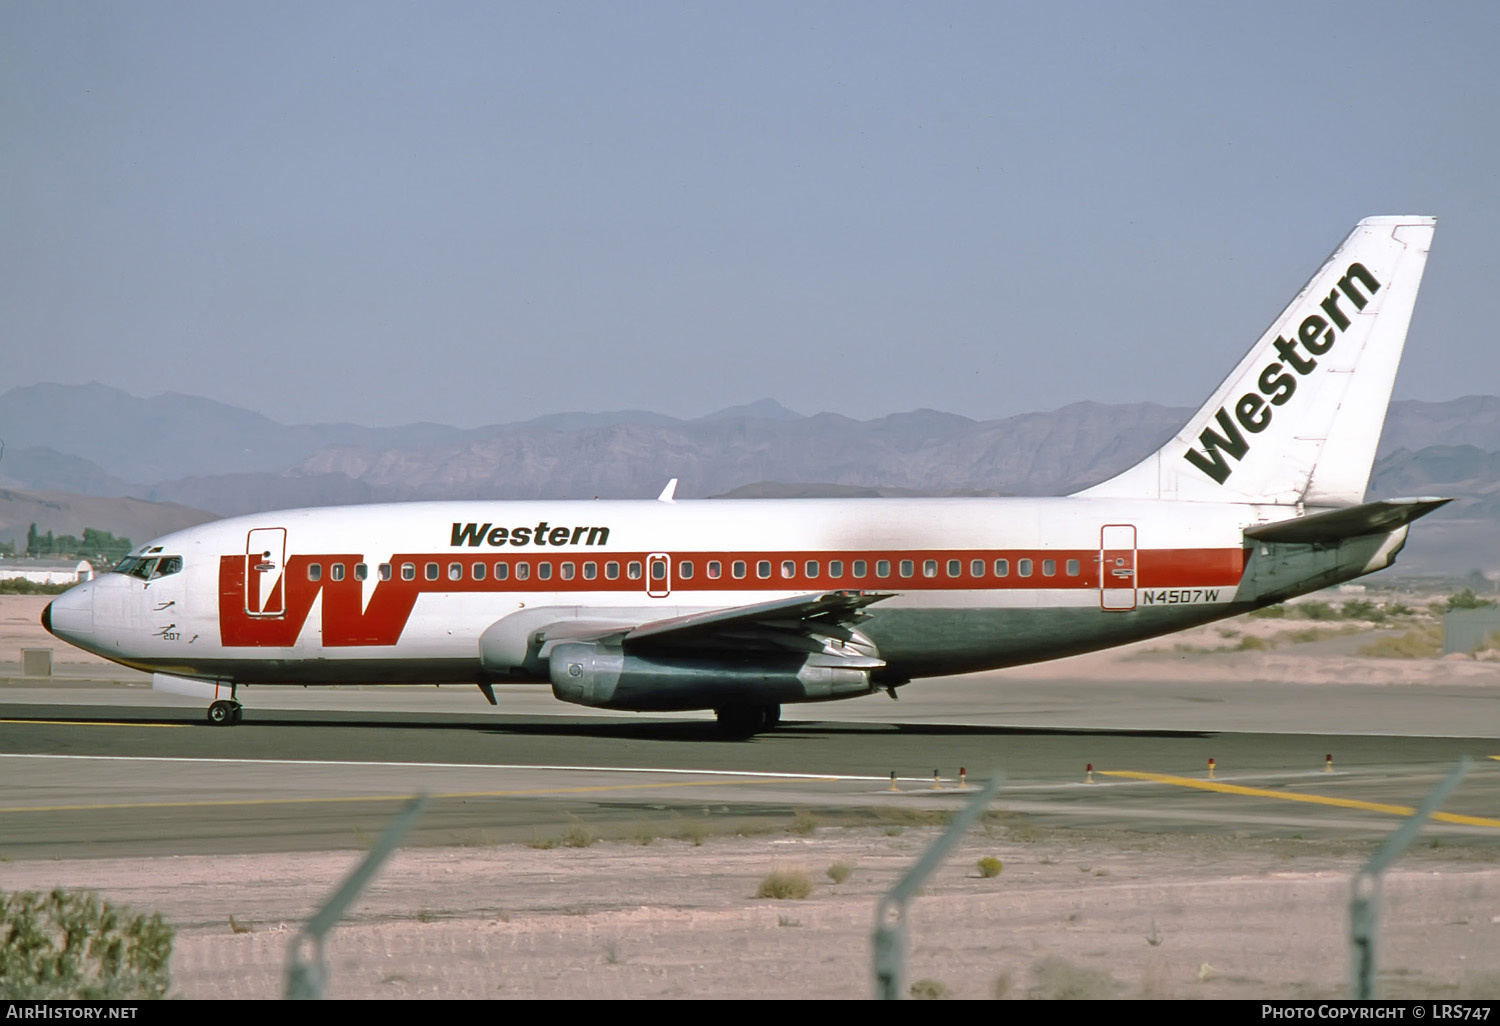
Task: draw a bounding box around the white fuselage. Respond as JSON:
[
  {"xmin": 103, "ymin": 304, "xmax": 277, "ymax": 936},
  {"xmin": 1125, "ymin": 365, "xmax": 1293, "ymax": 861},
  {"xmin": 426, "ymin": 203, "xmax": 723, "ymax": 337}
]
[{"xmin": 42, "ymin": 494, "xmax": 1401, "ymax": 696}]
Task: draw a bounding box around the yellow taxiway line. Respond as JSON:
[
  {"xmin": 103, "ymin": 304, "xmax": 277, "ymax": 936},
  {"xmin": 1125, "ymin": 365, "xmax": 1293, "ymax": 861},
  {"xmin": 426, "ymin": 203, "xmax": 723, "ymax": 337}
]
[{"xmin": 1099, "ymin": 769, "xmax": 1500, "ymax": 829}]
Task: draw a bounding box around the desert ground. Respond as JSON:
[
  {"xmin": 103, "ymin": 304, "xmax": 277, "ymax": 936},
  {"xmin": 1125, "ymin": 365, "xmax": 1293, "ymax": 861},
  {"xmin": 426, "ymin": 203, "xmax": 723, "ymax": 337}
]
[{"xmin": 3, "ymin": 586, "xmax": 1499, "ymax": 1000}]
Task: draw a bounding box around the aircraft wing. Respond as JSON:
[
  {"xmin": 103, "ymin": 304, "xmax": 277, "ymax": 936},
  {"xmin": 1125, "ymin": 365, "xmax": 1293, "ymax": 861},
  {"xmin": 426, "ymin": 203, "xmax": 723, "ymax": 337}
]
[
  {"xmin": 526, "ymin": 589, "xmax": 891, "ymax": 662},
  {"xmin": 603, "ymin": 589, "xmax": 892, "ymax": 660},
  {"xmin": 624, "ymin": 589, "xmax": 887, "ymax": 640},
  {"xmin": 481, "ymin": 589, "xmax": 895, "ymax": 675}
]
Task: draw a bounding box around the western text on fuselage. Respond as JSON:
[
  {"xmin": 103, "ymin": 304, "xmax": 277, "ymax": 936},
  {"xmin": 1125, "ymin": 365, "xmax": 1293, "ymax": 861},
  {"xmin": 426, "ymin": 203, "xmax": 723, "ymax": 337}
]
[{"xmin": 451, "ymin": 522, "xmax": 611, "ymax": 547}]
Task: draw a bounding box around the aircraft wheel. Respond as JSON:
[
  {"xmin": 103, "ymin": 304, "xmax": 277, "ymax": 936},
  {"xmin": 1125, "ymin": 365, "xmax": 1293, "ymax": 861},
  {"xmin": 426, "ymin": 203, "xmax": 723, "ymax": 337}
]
[
  {"xmin": 207, "ymin": 700, "xmax": 237, "ymax": 726},
  {"xmin": 714, "ymin": 704, "xmax": 778, "ymax": 739}
]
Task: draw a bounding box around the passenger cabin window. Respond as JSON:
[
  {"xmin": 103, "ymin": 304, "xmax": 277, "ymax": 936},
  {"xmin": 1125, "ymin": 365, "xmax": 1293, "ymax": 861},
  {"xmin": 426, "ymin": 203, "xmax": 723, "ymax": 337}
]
[
  {"xmin": 561, "ymin": 562, "xmax": 575, "ymax": 580},
  {"xmin": 401, "ymin": 563, "xmax": 415, "ymax": 581},
  {"xmin": 756, "ymin": 560, "xmax": 771, "ymax": 579},
  {"xmin": 678, "ymin": 561, "xmax": 693, "ymax": 580},
  {"xmin": 1042, "ymin": 559, "xmax": 1056, "ymax": 577},
  {"xmin": 923, "ymin": 559, "xmax": 938, "ymax": 579},
  {"xmin": 494, "ymin": 561, "xmax": 509, "ymax": 580},
  {"xmin": 425, "ymin": 562, "xmax": 439, "ymax": 581},
  {"xmin": 732, "ymin": 560, "xmax": 746, "ymax": 579},
  {"xmin": 828, "ymin": 560, "xmax": 843, "ymax": 578},
  {"xmin": 898, "ymin": 559, "xmax": 913, "ymax": 578},
  {"xmin": 308, "ymin": 563, "xmax": 322, "ymax": 581},
  {"xmin": 331, "ymin": 563, "xmax": 344, "ymax": 582},
  {"xmin": 1018, "ymin": 558, "xmax": 1032, "ymax": 577},
  {"xmin": 852, "ymin": 560, "xmax": 866, "ymax": 578},
  {"xmin": 707, "ymin": 560, "xmax": 721, "ymax": 579},
  {"xmin": 378, "ymin": 563, "xmax": 391, "ymax": 581},
  {"xmin": 355, "ymin": 563, "xmax": 368, "ymax": 581},
  {"xmin": 537, "ymin": 562, "xmax": 552, "ymax": 580},
  {"xmin": 781, "ymin": 560, "xmax": 795, "ymax": 579},
  {"xmin": 971, "ymin": 559, "xmax": 985, "ymax": 577},
  {"xmin": 473, "ymin": 562, "xmax": 486, "ymax": 581},
  {"xmin": 1066, "ymin": 559, "xmax": 1080, "ymax": 577},
  {"xmin": 994, "ymin": 559, "xmax": 1009, "ymax": 577},
  {"xmin": 947, "ymin": 559, "xmax": 961, "ymax": 578},
  {"xmin": 515, "ymin": 562, "xmax": 530, "ymax": 580},
  {"xmin": 876, "ymin": 560, "xmax": 891, "ymax": 578},
  {"xmin": 448, "ymin": 563, "xmax": 462, "ymax": 581},
  {"xmin": 805, "ymin": 560, "xmax": 819, "ymax": 578},
  {"xmin": 627, "ymin": 561, "xmax": 642, "ymax": 580},
  {"xmin": 583, "ymin": 562, "xmax": 597, "ymax": 580},
  {"xmin": 605, "ymin": 562, "xmax": 619, "ymax": 580},
  {"xmin": 650, "ymin": 561, "xmax": 665, "ymax": 581}
]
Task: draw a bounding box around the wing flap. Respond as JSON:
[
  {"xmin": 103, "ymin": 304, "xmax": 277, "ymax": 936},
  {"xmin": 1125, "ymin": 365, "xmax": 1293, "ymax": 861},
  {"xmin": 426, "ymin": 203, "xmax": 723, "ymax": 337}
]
[{"xmin": 622, "ymin": 589, "xmax": 892, "ymax": 644}]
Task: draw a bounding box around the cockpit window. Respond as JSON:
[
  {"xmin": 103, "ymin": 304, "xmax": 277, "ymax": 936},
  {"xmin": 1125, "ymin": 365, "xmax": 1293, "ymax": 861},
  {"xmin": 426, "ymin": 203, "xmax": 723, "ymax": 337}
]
[{"xmin": 109, "ymin": 554, "xmax": 182, "ymax": 579}]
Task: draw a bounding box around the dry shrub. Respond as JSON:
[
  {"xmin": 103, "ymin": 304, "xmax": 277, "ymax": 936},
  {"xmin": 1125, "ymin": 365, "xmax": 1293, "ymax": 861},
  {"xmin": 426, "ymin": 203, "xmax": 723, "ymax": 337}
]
[
  {"xmin": 1359, "ymin": 623, "xmax": 1443, "ymax": 658},
  {"xmin": 756, "ymin": 868, "xmax": 813, "ymax": 900},
  {"xmin": 909, "ymin": 978, "xmax": 947, "ymax": 999},
  {"xmin": 1027, "ymin": 956, "xmax": 1117, "ymax": 1000},
  {"xmin": 563, "ymin": 821, "xmax": 597, "ymax": 848},
  {"xmin": 0, "ymin": 889, "xmax": 173, "ymax": 999}
]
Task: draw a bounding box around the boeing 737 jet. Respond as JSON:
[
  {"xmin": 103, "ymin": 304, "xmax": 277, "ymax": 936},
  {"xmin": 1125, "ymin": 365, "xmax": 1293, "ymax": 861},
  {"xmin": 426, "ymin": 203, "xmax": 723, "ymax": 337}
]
[{"xmin": 43, "ymin": 216, "xmax": 1442, "ymax": 735}]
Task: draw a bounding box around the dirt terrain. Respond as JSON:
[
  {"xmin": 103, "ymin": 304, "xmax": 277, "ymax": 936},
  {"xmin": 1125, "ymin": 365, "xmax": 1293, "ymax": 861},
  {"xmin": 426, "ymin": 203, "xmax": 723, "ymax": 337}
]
[
  {"xmin": 2, "ymin": 821, "xmax": 1497, "ymax": 1000},
  {"xmin": 4, "ymin": 590, "xmax": 1500, "ymax": 999}
]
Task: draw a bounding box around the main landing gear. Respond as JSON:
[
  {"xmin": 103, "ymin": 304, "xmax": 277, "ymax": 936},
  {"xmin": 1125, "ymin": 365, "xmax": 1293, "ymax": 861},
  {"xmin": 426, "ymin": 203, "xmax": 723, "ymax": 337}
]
[
  {"xmin": 713, "ymin": 703, "xmax": 781, "ymax": 739},
  {"xmin": 207, "ymin": 699, "xmax": 243, "ymax": 725}
]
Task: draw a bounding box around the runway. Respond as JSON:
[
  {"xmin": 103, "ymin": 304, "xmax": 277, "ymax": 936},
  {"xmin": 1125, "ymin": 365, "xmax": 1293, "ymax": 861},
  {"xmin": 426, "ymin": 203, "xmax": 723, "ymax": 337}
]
[{"xmin": 2, "ymin": 675, "xmax": 1497, "ymax": 859}]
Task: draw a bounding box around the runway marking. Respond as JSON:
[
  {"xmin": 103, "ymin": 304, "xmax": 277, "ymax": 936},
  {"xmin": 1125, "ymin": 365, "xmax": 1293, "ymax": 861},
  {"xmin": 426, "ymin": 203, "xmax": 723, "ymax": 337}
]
[
  {"xmin": 0, "ymin": 776, "xmax": 849, "ymax": 815},
  {"xmin": 0, "ymin": 753, "xmax": 908, "ymax": 814},
  {"xmin": 0, "ymin": 718, "xmax": 186, "ymax": 728},
  {"xmin": 0, "ymin": 752, "xmax": 901, "ymax": 781},
  {"xmin": 1099, "ymin": 770, "xmax": 1500, "ymax": 829}
]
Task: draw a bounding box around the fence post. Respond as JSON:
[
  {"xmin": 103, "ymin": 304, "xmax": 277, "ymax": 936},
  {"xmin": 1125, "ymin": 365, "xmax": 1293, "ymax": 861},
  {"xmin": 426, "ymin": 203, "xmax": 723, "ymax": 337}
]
[
  {"xmin": 1348, "ymin": 759, "xmax": 1469, "ymax": 999},
  {"xmin": 873, "ymin": 772, "xmax": 1002, "ymax": 999},
  {"xmin": 285, "ymin": 795, "xmax": 428, "ymax": 999}
]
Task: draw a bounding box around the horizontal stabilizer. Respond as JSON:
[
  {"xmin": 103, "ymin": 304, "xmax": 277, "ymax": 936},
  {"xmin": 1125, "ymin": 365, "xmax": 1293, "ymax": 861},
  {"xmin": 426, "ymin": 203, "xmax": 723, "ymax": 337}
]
[{"xmin": 1244, "ymin": 497, "xmax": 1451, "ymax": 544}]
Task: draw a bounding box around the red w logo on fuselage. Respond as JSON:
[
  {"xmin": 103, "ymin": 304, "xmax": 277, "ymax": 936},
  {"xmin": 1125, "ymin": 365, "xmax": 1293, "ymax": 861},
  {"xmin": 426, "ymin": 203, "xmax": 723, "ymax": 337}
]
[{"xmin": 219, "ymin": 555, "xmax": 419, "ymax": 647}]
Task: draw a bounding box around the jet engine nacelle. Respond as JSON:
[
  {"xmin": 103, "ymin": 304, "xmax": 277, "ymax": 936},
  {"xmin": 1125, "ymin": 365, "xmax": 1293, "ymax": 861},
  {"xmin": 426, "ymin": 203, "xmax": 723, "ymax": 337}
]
[{"xmin": 546, "ymin": 642, "xmax": 876, "ymax": 712}]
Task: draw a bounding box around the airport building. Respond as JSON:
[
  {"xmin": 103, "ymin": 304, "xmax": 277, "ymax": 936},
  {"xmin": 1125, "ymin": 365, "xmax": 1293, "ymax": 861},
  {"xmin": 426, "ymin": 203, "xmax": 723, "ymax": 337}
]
[{"xmin": 0, "ymin": 557, "xmax": 94, "ymax": 585}]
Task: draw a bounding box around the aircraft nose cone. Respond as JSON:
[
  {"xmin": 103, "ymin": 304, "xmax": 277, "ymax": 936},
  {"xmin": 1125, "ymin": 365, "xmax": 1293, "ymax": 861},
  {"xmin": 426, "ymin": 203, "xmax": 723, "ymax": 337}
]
[{"xmin": 43, "ymin": 582, "xmax": 95, "ymax": 640}]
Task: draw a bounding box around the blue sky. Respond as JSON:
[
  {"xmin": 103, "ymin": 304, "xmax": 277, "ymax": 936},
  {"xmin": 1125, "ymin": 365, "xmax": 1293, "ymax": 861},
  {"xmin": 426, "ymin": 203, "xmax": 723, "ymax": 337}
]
[{"xmin": 3, "ymin": 2, "xmax": 1496, "ymax": 427}]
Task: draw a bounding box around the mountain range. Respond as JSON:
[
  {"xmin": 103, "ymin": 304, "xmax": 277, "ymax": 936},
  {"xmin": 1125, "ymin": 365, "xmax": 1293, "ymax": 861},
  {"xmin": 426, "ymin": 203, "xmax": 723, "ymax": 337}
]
[{"xmin": 2, "ymin": 383, "xmax": 1497, "ymax": 575}]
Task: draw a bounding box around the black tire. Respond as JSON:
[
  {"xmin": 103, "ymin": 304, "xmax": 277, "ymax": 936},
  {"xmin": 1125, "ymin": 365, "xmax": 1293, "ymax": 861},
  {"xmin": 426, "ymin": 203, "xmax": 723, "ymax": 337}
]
[
  {"xmin": 714, "ymin": 704, "xmax": 778, "ymax": 738},
  {"xmin": 207, "ymin": 700, "xmax": 239, "ymax": 726}
]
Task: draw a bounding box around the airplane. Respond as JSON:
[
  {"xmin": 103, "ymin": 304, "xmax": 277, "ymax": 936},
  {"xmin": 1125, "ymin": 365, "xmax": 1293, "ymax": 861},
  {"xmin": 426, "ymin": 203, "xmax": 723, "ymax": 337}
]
[{"xmin": 43, "ymin": 216, "xmax": 1443, "ymax": 736}]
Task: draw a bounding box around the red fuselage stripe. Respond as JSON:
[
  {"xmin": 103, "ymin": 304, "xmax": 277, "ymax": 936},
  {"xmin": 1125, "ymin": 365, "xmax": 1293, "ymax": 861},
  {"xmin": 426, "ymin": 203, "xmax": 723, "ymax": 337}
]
[{"xmin": 218, "ymin": 546, "xmax": 1247, "ymax": 647}]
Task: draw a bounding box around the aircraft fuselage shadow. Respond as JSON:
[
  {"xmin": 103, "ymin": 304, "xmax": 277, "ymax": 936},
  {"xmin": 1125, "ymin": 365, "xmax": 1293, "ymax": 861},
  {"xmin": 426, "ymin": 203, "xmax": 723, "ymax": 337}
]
[{"xmin": 0, "ymin": 706, "xmax": 1214, "ymax": 742}]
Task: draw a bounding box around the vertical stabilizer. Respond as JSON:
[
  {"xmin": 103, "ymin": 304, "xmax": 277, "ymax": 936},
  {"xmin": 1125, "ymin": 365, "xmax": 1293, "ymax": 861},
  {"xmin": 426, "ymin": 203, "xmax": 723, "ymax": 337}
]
[{"xmin": 1075, "ymin": 217, "xmax": 1435, "ymax": 506}]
